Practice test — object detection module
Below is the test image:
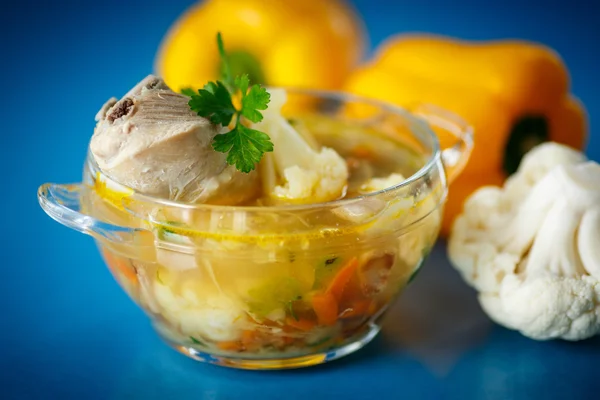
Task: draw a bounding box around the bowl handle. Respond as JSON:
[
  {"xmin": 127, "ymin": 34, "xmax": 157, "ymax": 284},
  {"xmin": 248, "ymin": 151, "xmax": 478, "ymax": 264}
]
[
  {"xmin": 38, "ymin": 182, "xmax": 151, "ymax": 246},
  {"xmin": 412, "ymin": 104, "xmax": 474, "ymax": 183}
]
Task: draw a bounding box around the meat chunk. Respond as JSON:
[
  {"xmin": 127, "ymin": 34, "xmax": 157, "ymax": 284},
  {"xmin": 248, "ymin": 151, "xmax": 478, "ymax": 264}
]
[{"xmin": 90, "ymin": 75, "xmax": 258, "ymax": 204}]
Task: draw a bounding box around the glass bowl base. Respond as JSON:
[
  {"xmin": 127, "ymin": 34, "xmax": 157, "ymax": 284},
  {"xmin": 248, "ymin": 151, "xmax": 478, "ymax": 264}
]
[{"xmin": 160, "ymin": 324, "xmax": 381, "ymax": 370}]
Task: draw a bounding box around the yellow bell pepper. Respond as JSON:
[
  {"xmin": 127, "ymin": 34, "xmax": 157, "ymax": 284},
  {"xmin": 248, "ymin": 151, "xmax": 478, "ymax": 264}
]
[
  {"xmin": 343, "ymin": 34, "xmax": 588, "ymax": 236},
  {"xmin": 155, "ymin": 0, "xmax": 366, "ymax": 92}
]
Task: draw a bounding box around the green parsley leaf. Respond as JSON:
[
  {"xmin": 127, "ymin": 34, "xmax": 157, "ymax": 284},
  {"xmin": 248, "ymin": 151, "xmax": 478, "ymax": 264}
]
[
  {"xmin": 241, "ymin": 85, "xmax": 270, "ymax": 123},
  {"xmin": 180, "ymin": 87, "xmax": 197, "ymax": 97},
  {"xmin": 188, "ymin": 81, "xmax": 236, "ymax": 125},
  {"xmin": 202, "ymin": 81, "xmax": 218, "ymax": 94},
  {"xmin": 188, "ymin": 33, "xmax": 274, "ymax": 173},
  {"xmin": 212, "ymin": 124, "xmax": 274, "ymax": 173},
  {"xmin": 234, "ymin": 74, "xmax": 250, "ymax": 95}
]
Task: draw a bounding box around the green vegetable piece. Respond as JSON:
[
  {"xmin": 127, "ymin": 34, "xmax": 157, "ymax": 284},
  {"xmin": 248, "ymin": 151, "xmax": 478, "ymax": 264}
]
[
  {"xmin": 247, "ymin": 277, "xmax": 303, "ymax": 317},
  {"xmin": 287, "ymin": 301, "xmax": 299, "ymax": 321},
  {"xmin": 313, "ymin": 256, "xmax": 341, "ymax": 288},
  {"xmin": 190, "ymin": 336, "xmax": 206, "ymax": 346},
  {"xmin": 156, "ymin": 220, "xmax": 189, "ymax": 242}
]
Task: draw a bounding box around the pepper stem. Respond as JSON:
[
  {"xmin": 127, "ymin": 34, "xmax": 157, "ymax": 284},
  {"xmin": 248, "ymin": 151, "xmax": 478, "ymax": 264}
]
[{"xmin": 219, "ymin": 50, "xmax": 266, "ymax": 87}]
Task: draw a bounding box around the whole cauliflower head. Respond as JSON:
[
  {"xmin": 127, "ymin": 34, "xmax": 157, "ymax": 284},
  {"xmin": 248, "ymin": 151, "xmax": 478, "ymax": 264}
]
[{"xmin": 448, "ymin": 142, "xmax": 600, "ymax": 341}]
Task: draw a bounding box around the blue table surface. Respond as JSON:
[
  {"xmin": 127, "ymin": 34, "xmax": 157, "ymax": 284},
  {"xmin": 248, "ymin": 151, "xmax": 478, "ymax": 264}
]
[{"xmin": 2, "ymin": 1, "xmax": 599, "ymax": 399}]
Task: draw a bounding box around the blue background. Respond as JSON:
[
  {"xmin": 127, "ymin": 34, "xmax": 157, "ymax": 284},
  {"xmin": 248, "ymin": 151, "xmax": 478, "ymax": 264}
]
[{"xmin": 2, "ymin": 0, "xmax": 599, "ymax": 399}]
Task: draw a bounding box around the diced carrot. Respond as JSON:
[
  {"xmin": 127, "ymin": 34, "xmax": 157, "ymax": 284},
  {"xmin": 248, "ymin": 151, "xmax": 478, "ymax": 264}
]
[
  {"xmin": 286, "ymin": 317, "xmax": 317, "ymax": 331},
  {"xmin": 217, "ymin": 340, "xmax": 242, "ymax": 351},
  {"xmin": 241, "ymin": 330, "xmax": 258, "ymax": 346},
  {"xmin": 312, "ymin": 293, "xmax": 338, "ymax": 326},
  {"xmin": 241, "ymin": 330, "xmax": 264, "ymax": 352},
  {"xmin": 346, "ymin": 157, "xmax": 361, "ymax": 170},
  {"xmin": 352, "ymin": 145, "xmax": 375, "ymax": 159},
  {"xmin": 326, "ymin": 257, "xmax": 359, "ymax": 301},
  {"xmin": 103, "ymin": 249, "xmax": 137, "ymax": 284},
  {"xmin": 340, "ymin": 273, "xmax": 364, "ymax": 304},
  {"xmin": 283, "ymin": 336, "xmax": 296, "ymax": 345}
]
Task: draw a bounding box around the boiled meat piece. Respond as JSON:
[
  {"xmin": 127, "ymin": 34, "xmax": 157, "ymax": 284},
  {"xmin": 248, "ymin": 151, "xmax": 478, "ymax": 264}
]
[{"xmin": 90, "ymin": 75, "xmax": 258, "ymax": 204}]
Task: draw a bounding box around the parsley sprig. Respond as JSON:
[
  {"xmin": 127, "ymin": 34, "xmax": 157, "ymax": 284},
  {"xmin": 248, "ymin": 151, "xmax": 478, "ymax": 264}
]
[{"xmin": 184, "ymin": 33, "xmax": 273, "ymax": 173}]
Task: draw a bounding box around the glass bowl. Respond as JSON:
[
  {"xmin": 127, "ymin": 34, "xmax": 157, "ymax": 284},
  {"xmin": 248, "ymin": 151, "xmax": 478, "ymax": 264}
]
[{"xmin": 38, "ymin": 88, "xmax": 472, "ymax": 370}]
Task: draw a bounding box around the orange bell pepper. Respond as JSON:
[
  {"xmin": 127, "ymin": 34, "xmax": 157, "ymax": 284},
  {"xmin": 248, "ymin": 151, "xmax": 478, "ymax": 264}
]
[
  {"xmin": 343, "ymin": 34, "xmax": 588, "ymax": 236},
  {"xmin": 155, "ymin": 0, "xmax": 366, "ymax": 92}
]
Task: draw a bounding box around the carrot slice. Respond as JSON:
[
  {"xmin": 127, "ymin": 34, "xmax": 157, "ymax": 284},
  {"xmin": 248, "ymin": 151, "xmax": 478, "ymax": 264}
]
[
  {"xmin": 286, "ymin": 317, "xmax": 317, "ymax": 331},
  {"xmin": 217, "ymin": 340, "xmax": 242, "ymax": 351},
  {"xmin": 326, "ymin": 257, "xmax": 359, "ymax": 301},
  {"xmin": 241, "ymin": 330, "xmax": 258, "ymax": 346},
  {"xmin": 283, "ymin": 336, "xmax": 296, "ymax": 346},
  {"xmin": 312, "ymin": 293, "xmax": 338, "ymax": 326},
  {"xmin": 352, "ymin": 145, "xmax": 375, "ymax": 159},
  {"xmin": 102, "ymin": 249, "xmax": 137, "ymax": 284},
  {"xmin": 339, "ymin": 273, "xmax": 363, "ymax": 304}
]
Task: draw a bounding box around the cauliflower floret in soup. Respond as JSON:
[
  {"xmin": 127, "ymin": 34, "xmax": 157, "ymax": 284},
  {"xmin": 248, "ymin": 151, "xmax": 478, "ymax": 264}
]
[{"xmin": 255, "ymin": 89, "xmax": 349, "ymax": 204}]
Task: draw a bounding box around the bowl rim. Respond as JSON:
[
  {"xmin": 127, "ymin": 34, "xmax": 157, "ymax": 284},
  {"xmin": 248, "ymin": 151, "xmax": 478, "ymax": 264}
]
[{"xmin": 88, "ymin": 86, "xmax": 445, "ymax": 212}]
